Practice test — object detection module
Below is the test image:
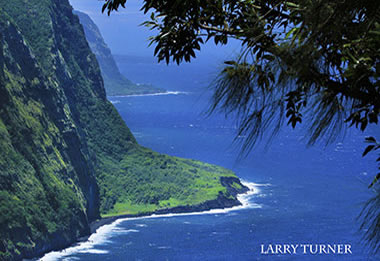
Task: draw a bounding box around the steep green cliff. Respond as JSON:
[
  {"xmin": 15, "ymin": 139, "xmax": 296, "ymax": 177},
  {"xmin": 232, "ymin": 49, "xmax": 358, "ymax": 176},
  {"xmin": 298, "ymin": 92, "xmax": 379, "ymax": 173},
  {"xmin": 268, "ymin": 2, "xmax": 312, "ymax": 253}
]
[
  {"xmin": 74, "ymin": 10, "xmax": 165, "ymax": 96},
  {"xmin": 0, "ymin": 0, "xmax": 248, "ymax": 260},
  {"xmin": 0, "ymin": 2, "xmax": 101, "ymax": 259}
]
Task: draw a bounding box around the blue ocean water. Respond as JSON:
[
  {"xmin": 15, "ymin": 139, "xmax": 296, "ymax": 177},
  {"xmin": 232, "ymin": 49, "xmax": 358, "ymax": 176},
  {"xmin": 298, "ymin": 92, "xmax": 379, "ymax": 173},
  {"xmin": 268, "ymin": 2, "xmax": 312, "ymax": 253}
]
[{"xmin": 41, "ymin": 56, "xmax": 378, "ymax": 261}]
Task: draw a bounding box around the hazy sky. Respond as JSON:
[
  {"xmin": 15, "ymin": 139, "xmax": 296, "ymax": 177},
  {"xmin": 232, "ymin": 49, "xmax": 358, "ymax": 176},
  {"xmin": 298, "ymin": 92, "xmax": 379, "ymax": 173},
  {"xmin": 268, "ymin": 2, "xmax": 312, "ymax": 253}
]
[
  {"xmin": 69, "ymin": 0, "xmax": 240, "ymax": 60},
  {"xmin": 70, "ymin": 0, "xmax": 151, "ymax": 56}
]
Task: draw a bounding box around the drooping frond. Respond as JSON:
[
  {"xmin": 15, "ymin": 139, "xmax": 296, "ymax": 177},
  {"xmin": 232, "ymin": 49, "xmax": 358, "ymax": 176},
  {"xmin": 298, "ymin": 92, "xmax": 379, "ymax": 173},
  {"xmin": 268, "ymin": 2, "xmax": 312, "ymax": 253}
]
[{"xmin": 359, "ymin": 189, "xmax": 380, "ymax": 254}]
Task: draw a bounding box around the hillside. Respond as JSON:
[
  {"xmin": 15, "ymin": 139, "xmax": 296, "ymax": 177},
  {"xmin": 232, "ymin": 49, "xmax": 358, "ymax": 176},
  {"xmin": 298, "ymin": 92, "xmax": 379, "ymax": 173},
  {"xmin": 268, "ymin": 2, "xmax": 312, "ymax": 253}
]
[
  {"xmin": 74, "ymin": 10, "xmax": 165, "ymax": 96},
  {"xmin": 0, "ymin": 0, "xmax": 247, "ymax": 260}
]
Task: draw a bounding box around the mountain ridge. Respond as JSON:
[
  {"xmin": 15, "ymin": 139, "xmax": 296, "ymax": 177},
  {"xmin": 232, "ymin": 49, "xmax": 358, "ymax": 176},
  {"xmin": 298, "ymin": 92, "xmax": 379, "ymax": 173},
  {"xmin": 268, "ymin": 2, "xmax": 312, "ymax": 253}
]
[{"xmin": 74, "ymin": 10, "xmax": 165, "ymax": 96}]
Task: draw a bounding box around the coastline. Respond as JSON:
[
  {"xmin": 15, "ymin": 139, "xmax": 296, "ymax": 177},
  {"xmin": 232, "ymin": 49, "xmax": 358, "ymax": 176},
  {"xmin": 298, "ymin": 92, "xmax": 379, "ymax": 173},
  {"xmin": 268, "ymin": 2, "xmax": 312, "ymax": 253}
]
[
  {"xmin": 108, "ymin": 91, "xmax": 189, "ymax": 98},
  {"xmin": 89, "ymin": 180, "xmax": 257, "ymax": 234},
  {"xmin": 40, "ymin": 181, "xmax": 259, "ymax": 260}
]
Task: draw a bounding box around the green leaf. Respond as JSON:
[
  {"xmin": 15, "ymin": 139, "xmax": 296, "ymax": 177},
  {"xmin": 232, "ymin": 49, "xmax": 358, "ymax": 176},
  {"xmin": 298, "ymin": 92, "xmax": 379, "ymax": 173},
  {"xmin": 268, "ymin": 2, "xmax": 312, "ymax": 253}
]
[
  {"xmin": 285, "ymin": 2, "xmax": 300, "ymax": 8},
  {"xmin": 368, "ymin": 173, "xmax": 380, "ymax": 188},
  {"xmin": 285, "ymin": 27, "xmax": 297, "ymax": 39}
]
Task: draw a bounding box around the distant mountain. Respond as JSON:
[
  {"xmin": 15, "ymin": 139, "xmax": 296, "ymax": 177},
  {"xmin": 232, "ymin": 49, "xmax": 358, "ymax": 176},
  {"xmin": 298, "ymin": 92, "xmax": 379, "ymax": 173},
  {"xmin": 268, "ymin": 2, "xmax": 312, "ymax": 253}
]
[{"xmin": 74, "ymin": 10, "xmax": 165, "ymax": 96}]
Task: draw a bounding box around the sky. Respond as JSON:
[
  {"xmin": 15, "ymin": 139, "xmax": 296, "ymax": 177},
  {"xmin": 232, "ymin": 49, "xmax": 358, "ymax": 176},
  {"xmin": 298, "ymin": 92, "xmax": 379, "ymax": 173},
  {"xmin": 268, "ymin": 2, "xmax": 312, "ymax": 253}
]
[{"xmin": 69, "ymin": 0, "xmax": 240, "ymax": 60}]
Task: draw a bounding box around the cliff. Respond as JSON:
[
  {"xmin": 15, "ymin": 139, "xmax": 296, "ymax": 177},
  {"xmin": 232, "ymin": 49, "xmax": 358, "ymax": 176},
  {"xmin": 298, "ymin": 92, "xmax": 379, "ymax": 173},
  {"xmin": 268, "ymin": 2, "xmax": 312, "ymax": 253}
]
[
  {"xmin": 74, "ymin": 10, "xmax": 165, "ymax": 96},
  {"xmin": 0, "ymin": 1, "xmax": 248, "ymax": 260},
  {"xmin": 0, "ymin": 1, "xmax": 102, "ymax": 259}
]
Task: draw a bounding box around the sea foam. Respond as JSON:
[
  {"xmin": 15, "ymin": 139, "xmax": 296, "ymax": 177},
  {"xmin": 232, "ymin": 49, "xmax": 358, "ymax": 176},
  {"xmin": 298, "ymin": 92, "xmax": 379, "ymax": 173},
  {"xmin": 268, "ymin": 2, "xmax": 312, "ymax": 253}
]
[
  {"xmin": 40, "ymin": 219, "xmax": 135, "ymax": 260},
  {"xmin": 40, "ymin": 181, "xmax": 263, "ymax": 260},
  {"xmin": 110, "ymin": 91, "xmax": 189, "ymax": 98}
]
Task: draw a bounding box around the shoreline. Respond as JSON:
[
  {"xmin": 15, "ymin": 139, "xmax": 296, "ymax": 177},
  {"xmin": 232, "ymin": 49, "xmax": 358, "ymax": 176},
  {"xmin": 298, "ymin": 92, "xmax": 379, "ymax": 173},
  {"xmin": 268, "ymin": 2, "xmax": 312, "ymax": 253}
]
[
  {"xmin": 40, "ymin": 181, "xmax": 259, "ymax": 260},
  {"xmin": 88, "ymin": 182, "xmax": 258, "ymax": 233},
  {"xmin": 89, "ymin": 179, "xmax": 258, "ymax": 234},
  {"xmin": 108, "ymin": 91, "xmax": 189, "ymax": 98}
]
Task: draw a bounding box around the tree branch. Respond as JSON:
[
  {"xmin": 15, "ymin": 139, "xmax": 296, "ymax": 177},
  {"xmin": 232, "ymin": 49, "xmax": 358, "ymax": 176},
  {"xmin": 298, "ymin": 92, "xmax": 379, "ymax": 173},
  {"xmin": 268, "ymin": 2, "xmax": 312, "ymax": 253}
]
[{"xmin": 198, "ymin": 23, "xmax": 243, "ymax": 36}]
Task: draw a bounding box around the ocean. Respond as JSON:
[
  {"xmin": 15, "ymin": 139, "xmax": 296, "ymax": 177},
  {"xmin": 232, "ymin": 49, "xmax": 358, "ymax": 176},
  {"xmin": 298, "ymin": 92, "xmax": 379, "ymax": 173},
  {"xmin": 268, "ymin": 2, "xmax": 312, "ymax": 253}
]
[{"xmin": 41, "ymin": 54, "xmax": 377, "ymax": 261}]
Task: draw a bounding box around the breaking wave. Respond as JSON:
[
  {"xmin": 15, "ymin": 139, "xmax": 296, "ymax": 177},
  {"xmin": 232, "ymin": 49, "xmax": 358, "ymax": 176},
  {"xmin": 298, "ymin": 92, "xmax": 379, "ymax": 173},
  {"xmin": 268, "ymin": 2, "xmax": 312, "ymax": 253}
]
[{"xmin": 40, "ymin": 181, "xmax": 264, "ymax": 260}]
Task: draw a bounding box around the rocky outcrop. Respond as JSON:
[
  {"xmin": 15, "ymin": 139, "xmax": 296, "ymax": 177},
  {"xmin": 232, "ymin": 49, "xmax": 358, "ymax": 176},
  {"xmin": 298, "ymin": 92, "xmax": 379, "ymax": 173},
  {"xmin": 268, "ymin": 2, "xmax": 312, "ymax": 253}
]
[
  {"xmin": 156, "ymin": 177, "xmax": 249, "ymax": 213},
  {"xmin": 220, "ymin": 176, "xmax": 250, "ymax": 197}
]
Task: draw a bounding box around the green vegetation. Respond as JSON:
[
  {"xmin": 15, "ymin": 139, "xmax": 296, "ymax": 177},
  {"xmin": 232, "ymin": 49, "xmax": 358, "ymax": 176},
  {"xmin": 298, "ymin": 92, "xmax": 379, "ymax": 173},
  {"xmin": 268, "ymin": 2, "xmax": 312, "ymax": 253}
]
[
  {"xmin": 0, "ymin": 0, "xmax": 246, "ymax": 259},
  {"xmin": 74, "ymin": 10, "xmax": 165, "ymax": 96},
  {"xmin": 97, "ymin": 146, "xmax": 236, "ymax": 217},
  {"xmin": 104, "ymin": 76, "xmax": 165, "ymax": 96},
  {"xmin": 0, "ymin": 8, "xmax": 94, "ymax": 259}
]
